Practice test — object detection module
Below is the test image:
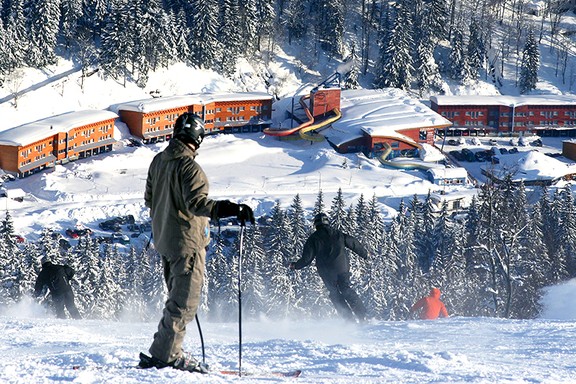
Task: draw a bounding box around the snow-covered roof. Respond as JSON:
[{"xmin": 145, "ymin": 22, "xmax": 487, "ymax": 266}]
[
  {"xmin": 429, "ymin": 188, "xmax": 478, "ymax": 207},
  {"xmin": 331, "ymin": 89, "xmax": 452, "ymax": 138},
  {"xmin": 0, "ymin": 110, "xmax": 118, "ymax": 147},
  {"xmin": 427, "ymin": 167, "xmax": 469, "ymax": 180},
  {"xmin": 0, "ymin": 187, "xmax": 26, "ymax": 199},
  {"xmin": 112, "ymin": 92, "xmax": 273, "ymax": 114},
  {"xmin": 419, "ymin": 143, "xmax": 446, "ymax": 162},
  {"xmin": 111, "ymin": 95, "xmax": 204, "ymax": 114},
  {"xmin": 193, "ymin": 92, "xmax": 273, "ymax": 103},
  {"xmin": 431, "ymin": 94, "xmax": 576, "ymax": 107},
  {"xmin": 484, "ymin": 150, "xmax": 576, "ymax": 181}
]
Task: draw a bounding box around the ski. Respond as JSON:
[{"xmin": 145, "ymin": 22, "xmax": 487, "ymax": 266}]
[
  {"xmin": 72, "ymin": 364, "xmax": 302, "ymax": 377},
  {"xmin": 219, "ymin": 369, "xmax": 302, "ymax": 378}
]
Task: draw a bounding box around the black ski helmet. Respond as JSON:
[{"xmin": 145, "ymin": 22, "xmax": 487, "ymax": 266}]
[
  {"xmin": 313, "ymin": 213, "xmax": 330, "ymax": 227},
  {"xmin": 174, "ymin": 113, "xmax": 205, "ymax": 148}
]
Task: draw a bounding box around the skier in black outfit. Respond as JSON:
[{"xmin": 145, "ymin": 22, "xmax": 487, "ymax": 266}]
[
  {"xmin": 34, "ymin": 257, "xmax": 81, "ymax": 319},
  {"xmin": 289, "ymin": 213, "xmax": 368, "ymax": 322}
]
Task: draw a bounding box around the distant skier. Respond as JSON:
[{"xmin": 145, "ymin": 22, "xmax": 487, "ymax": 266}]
[
  {"xmin": 289, "ymin": 212, "xmax": 368, "ymax": 323},
  {"xmin": 34, "ymin": 257, "xmax": 81, "ymax": 319},
  {"xmin": 409, "ymin": 287, "xmax": 449, "ymax": 320}
]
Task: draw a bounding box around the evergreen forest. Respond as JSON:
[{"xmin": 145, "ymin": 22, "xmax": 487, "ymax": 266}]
[
  {"xmin": 1, "ymin": 178, "xmax": 575, "ymax": 321},
  {"xmin": 0, "ymin": 0, "xmax": 572, "ymax": 95}
]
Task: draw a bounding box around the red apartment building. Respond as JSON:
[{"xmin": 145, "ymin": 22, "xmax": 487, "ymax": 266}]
[
  {"xmin": 115, "ymin": 92, "xmax": 273, "ymax": 143},
  {"xmin": 0, "ymin": 110, "xmax": 117, "ymax": 178},
  {"xmin": 430, "ymin": 95, "xmax": 576, "ymax": 137}
]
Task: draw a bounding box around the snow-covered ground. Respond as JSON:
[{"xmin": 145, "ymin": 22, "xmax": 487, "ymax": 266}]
[{"xmin": 1, "ymin": 280, "xmax": 576, "ymax": 383}]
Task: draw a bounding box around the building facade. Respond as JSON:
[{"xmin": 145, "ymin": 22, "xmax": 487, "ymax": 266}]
[
  {"xmin": 430, "ymin": 95, "xmax": 576, "ymax": 137},
  {"xmin": 115, "ymin": 93, "xmax": 273, "ymax": 143},
  {"xmin": 0, "ymin": 110, "xmax": 117, "ymax": 178}
]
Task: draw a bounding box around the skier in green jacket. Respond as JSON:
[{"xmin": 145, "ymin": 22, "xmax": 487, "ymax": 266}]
[{"xmin": 139, "ymin": 112, "xmax": 254, "ymax": 373}]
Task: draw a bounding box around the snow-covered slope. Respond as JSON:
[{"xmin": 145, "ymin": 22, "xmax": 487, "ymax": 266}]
[{"xmin": 2, "ymin": 281, "xmax": 576, "ymax": 384}]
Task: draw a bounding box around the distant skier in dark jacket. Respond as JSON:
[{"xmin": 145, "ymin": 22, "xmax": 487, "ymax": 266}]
[
  {"xmin": 34, "ymin": 257, "xmax": 81, "ymax": 319},
  {"xmin": 289, "ymin": 213, "xmax": 368, "ymax": 322}
]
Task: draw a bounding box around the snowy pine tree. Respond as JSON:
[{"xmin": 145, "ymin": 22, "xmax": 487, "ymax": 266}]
[
  {"xmin": 241, "ymin": 225, "xmax": 267, "ymax": 319},
  {"xmin": 188, "ymin": 0, "xmax": 219, "ymax": 69},
  {"xmin": 218, "ymin": 0, "xmax": 243, "ymax": 76},
  {"xmin": 343, "ymin": 43, "xmax": 361, "ymax": 90},
  {"xmin": 263, "ymin": 201, "xmax": 297, "ymax": 319},
  {"xmin": 374, "ymin": 0, "xmax": 414, "ymax": 91},
  {"xmin": 449, "ymin": 23, "xmax": 471, "ymax": 83},
  {"xmin": 519, "ymin": 29, "xmax": 539, "ymax": 94},
  {"xmin": 329, "ymin": 188, "xmax": 347, "ymax": 231},
  {"xmin": 100, "ymin": 5, "xmax": 133, "ymax": 85},
  {"xmin": 467, "ymin": 19, "xmax": 485, "ymax": 80},
  {"xmin": 286, "ymin": 0, "xmax": 308, "ymax": 44},
  {"xmin": 312, "ymin": 189, "xmax": 325, "ymax": 218},
  {"xmin": 25, "ymin": 0, "xmax": 60, "ymax": 68}
]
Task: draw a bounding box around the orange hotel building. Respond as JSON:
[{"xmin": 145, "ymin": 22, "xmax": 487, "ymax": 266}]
[
  {"xmin": 0, "ymin": 110, "xmax": 117, "ymax": 178},
  {"xmin": 114, "ymin": 92, "xmax": 273, "ymax": 144}
]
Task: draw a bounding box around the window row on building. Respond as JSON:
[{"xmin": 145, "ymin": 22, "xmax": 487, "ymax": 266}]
[
  {"xmin": 430, "ymin": 95, "xmax": 576, "ymax": 136},
  {"xmin": 0, "ymin": 110, "xmax": 117, "ymax": 178},
  {"xmin": 114, "ymin": 92, "xmax": 273, "ymax": 144}
]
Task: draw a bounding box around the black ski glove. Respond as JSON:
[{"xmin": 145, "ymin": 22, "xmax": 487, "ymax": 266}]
[
  {"xmin": 212, "ymin": 200, "xmax": 239, "ymax": 219},
  {"xmin": 212, "ymin": 200, "xmax": 255, "ymax": 225},
  {"xmin": 237, "ymin": 204, "xmax": 255, "ymax": 225}
]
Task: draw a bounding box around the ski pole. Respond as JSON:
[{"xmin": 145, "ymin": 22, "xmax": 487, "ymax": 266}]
[
  {"xmin": 238, "ymin": 221, "xmax": 245, "ymax": 376},
  {"xmin": 195, "ymin": 314, "xmax": 206, "ymax": 365}
]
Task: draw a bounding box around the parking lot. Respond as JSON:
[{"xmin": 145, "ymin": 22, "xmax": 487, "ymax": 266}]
[{"xmin": 437, "ymin": 134, "xmax": 566, "ymax": 184}]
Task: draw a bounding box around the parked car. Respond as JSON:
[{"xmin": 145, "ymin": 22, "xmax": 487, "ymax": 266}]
[
  {"xmin": 499, "ymin": 147, "xmax": 508, "ymax": 154},
  {"xmin": 508, "ymin": 147, "xmax": 519, "ymax": 154},
  {"xmin": 111, "ymin": 232, "xmax": 130, "ymax": 245},
  {"xmin": 96, "ymin": 236, "xmax": 112, "ymax": 244},
  {"xmin": 99, "ymin": 220, "xmax": 121, "ymax": 232},
  {"xmin": 489, "ymin": 138, "xmax": 498, "ymax": 145},
  {"xmin": 461, "ymin": 148, "xmax": 475, "ymax": 162},
  {"xmin": 66, "ymin": 228, "xmax": 92, "ymax": 239},
  {"xmin": 475, "ymin": 151, "xmax": 491, "ymax": 162},
  {"xmin": 546, "ymin": 152, "xmax": 562, "ymax": 158},
  {"xmin": 449, "ymin": 150, "xmax": 464, "ymax": 161},
  {"xmin": 99, "ymin": 215, "xmax": 135, "ymax": 231},
  {"xmin": 115, "ymin": 215, "xmax": 135, "ymax": 225},
  {"xmin": 127, "ymin": 223, "xmax": 142, "ymax": 233},
  {"xmin": 470, "ymin": 137, "xmax": 481, "ymax": 145},
  {"xmin": 447, "ymin": 139, "xmax": 459, "ymax": 146},
  {"xmin": 531, "ymin": 138, "xmax": 543, "ymax": 147},
  {"xmin": 518, "ymin": 136, "xmax": 527, "ymax": 146},
  {"xmin": 127, "ymin": 138, "xmax": 143, "ymax": 147},
  {"xmin": 139, "ymin": 222, "xmax": 152, "ymax": 232}
]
